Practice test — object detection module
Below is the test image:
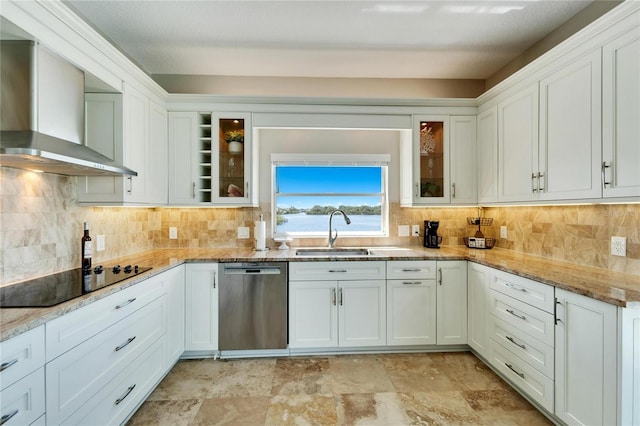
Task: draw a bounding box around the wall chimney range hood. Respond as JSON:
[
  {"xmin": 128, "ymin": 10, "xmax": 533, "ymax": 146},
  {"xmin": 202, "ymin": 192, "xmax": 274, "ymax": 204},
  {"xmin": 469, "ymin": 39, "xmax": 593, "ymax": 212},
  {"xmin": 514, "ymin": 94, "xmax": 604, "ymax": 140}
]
[{"xmin": 0, "ymin": 41, "xmax": 136, "ymax": 176}]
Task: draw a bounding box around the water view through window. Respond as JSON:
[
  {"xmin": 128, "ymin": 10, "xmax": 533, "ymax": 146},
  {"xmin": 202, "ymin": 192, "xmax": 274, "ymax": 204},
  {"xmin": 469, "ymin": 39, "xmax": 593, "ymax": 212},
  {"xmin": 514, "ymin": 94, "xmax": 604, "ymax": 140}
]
[{"xmin": 274, "ymin": 165, "xmax": 386, "ymax": 235}]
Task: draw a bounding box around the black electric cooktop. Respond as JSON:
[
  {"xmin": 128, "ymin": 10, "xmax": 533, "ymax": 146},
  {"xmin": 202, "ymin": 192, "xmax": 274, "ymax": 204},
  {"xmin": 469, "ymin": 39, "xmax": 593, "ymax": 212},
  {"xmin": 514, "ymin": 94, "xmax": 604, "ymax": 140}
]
[{"xmin": 0, "ymin": 265, "xmax": 152, "ymax": 308}]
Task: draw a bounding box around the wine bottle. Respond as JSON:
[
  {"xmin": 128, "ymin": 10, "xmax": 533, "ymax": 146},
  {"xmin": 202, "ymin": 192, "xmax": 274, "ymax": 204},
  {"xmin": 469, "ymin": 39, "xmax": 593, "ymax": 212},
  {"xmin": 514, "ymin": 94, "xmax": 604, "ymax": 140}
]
[{"xmin": 81, "ymin": 222, "xmax": 92, "ymax": 271}]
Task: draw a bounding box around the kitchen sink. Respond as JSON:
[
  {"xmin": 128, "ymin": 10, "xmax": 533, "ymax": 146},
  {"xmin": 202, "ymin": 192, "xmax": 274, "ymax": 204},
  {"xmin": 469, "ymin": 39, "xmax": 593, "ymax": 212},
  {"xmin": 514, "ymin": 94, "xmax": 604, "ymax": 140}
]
[{"xmin": 295, "ymin": 248, "xmax": 372, "ymax": 257}]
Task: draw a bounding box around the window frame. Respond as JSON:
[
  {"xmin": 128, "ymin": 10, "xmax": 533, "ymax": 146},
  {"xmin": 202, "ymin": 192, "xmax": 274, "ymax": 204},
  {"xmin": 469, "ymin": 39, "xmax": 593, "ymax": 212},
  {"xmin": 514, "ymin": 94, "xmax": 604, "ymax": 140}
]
[{"xmin": 271, "ymin": 154, "xmax": 390, "ymax": 239}]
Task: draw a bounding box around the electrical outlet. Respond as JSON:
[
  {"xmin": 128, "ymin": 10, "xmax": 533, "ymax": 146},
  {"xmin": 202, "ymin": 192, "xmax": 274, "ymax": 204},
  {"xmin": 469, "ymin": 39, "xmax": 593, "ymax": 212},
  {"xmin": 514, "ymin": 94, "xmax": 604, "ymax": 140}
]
[
  {"xmin": 237, "ymin": 227, "xmax": 250, "ymax": 239},
  {"xmin": 500, "ymin": 226, "xmax": 508, "ymax": 239},
  {"xmin": 611, "ymin": 236, "xmax": 626, "ymax": 257},
  {"xmin": 398, "ymin": 225, "xmax": 410, "ymax": 237},
  {"xmin": 412, "ymin": 225, "xmax": 420, "ymax": 236},
  {"xmin": 169, "ymin": 227, "xmax": 178, "ymax": 240},
  {"xmin": 96, "ymin": 235, "xmax": 105, "ymax": 252}
]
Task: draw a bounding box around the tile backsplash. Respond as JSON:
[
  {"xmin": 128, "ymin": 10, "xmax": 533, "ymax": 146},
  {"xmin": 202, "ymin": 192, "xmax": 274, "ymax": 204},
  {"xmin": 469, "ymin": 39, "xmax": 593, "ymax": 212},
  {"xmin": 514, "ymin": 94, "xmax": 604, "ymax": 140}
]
[{"xmin": 1, "ymin": 167, "xmax": 639, "ymax": 283}]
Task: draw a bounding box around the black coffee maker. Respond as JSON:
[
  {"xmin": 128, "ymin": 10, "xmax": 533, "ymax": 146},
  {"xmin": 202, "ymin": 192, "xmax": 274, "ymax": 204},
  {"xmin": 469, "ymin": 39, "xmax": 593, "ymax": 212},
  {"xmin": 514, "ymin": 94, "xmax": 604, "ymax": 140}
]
[{"xmin": 424, "ymin": 220, "xmax": 440, "ymax": 248}]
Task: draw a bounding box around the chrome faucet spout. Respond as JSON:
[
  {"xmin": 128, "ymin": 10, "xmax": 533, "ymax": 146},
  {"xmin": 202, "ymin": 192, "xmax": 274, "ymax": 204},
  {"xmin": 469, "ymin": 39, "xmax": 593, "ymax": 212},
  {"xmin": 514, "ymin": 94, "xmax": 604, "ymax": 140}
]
[{"xmin": 328, "ymin": 209, "xmax": 351, "ymax": 248}]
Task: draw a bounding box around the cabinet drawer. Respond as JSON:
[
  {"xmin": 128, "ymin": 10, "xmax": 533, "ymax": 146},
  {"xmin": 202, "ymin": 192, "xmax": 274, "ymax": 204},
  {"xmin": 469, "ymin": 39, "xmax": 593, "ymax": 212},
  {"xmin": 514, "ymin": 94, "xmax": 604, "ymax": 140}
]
[
  {"xmin": 386, "ymin": 261, "xmax": 437, "ymax": 280},
  {"xmin": 489, "ymin": 316, "xmax": 554, "ymax": 379},
  {"xmin": 0, "ymin": 367, "xmax": 45, "ymax": 426},
  {"xmin": 289, "ymin": 261, "xmax": 385, "ymax": 281},
  {"xmin": 489, "ymin": 341, "xmax": 554, "ymax": 413},
  {"xmin": 489, "ymin": 290, "xmax": 554, "ymax": 347},
  {"xmin": 61, "ymin": 337, "xmax": 166, "ymax": 426},
  {"xmin": 46, "ymin": 294, "xmax": 166, "ymax": 425},
  {"xmin": 0, "ymin": 326, "xmax": 44, "ymax": 391},
  {"xmin": 46, "ymin": 276, "xmax": 164, "ymax": 361},
  {"xmin": 490, "ymin": 270, "xmax": 554, "ymax": 313}
]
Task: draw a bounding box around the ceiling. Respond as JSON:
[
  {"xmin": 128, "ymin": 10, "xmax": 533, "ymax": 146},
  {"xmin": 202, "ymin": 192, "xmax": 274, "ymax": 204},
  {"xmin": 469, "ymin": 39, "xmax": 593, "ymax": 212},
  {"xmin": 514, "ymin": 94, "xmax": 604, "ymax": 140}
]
[{"xmin": 65, "ymin": 1, "xmax": 597, "ymax": 80}]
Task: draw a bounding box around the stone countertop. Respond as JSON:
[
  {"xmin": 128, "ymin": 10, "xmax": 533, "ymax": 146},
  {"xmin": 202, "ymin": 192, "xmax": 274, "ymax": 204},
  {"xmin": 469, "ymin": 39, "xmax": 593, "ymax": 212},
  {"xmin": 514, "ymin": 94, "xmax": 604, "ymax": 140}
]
[{"xmin": 1, "ymin": 246, "xmax": 639, "ymax": 342}]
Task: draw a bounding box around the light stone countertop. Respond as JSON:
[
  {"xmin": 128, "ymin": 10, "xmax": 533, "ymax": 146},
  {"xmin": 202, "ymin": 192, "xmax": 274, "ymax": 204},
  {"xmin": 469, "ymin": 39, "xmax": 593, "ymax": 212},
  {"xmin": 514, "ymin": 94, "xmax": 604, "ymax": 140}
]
[{"xmin": 1, "ymin": 246, "xmax": 639, "ymax": 342}]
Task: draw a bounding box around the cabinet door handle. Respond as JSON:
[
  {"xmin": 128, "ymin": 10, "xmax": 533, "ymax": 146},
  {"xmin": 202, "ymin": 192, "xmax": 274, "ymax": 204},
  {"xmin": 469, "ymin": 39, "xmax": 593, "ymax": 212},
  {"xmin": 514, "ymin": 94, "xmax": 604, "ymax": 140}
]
[
  {"xmin": 245, "ymin": 182, "xmax": 249, "ymax": 199},
  {"xmin": 505, "ymin": 363, "xmax": 525, "ymax": 379},
  {"xmin": 506, "ymin": 335, "xmax": 526, "ymax": 350},
  {"xmin": 531, "ymin": 173, "xmax": 537, "ymax": 193},
  {"xmin": 127, "ymin": 176, "xmax": 133, "ymax": 194},
  {"xmin": 438, "ymin": 268, "xmax": 443, "ymax": 286},
  {"xmin": 537, "ymin": 172, "xmax": 544, "ymax": 191},
  {"xmin": 115, "ymin": 298, "xmax": 136, "ymax": 309},
  {"xmin": 338, "ymin": 288, "xmax": 343, "ymax": 306},
  {"xmin": 452, "ymin": 182, "xmax": 456, "ymax": 199},
  {"xmin": 331, "ymin": 288, "xmax": 336, "ymax": 306},
  {"xmin": 401, "ymin": 268, "xmax": 421, "ymax": 272},
  {"xmin": 114, "ymin": 384, "xmax": 136, "ymax": 405},
  {"xmin": 505, "ymin": 283, "xmax": 527, "ymax": 292},
  {"xmin": 402, "ymin": 281, "xmax": 422, "ymax": 285},
  {"xmin": 212, "ymin": 271, "xmax": 216, "ymax": 289},
  {"xmin": 602, "ymin": 161, "xmax": 611, "ymax": 187},
  {"xmin": 506, "ymin": 309, "xmax": 526, "ymax": 321},
  {"xmin": 0, "ymin": 409, "xmax": 19, "ymax": 425},
  {"xmin": 415, "ymin": 183, "xmax": 419, "ymax": 198},
  {"xmin": 0, "ymin": 359, "xmax": 18, "ymax": 372},
  {"xmin": 192, "ymin": 182, "xmax": 196, "ymax": 199},
  {"xmin": 114, "ymin": 336, "xmax": 136, "ymax": 352}
]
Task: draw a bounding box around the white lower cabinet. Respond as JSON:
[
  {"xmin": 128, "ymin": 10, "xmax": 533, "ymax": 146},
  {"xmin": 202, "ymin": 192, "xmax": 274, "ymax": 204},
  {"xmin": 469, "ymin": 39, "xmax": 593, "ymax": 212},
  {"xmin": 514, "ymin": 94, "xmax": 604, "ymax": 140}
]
[
  {"xmin": 165, "ymin": 265, "xmax": 186, "ymax": 365},
  {"xmin": 289, "ymin": 262, "xmax": 386, "ymax": 349},
  {"xmin": 0, "ymin": 368, "xmax": 45, "ymax": 426},
  {"xmin": 386, "ymin": 279, "xmax": 436, "ymax": 346},
  {"xmin": 555, "ymin": 288, "xmax": 617, "ymax": 426},
  {"xmin": 467, "ymin": 262, "xmax": 491, "ymax": 358},
  {"xmin": 185, "ymin": 263, "xmax": 219, "ymax": 353},
  {"xmin": 436, "ymin": 261, "xmax": 467, "ymax": 345}
]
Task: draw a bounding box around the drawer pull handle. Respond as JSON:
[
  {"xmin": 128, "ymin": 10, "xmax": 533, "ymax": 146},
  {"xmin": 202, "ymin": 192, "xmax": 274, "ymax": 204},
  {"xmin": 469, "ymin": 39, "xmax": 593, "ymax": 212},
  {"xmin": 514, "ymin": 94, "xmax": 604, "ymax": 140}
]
[
  {"xmin": 115, "ymin": 298, "xmax": 137, "ymax": 309},
  {"xmin": 505, "ymin": 363, "xmax": 525, "ymax": 379},
  {"xmin": 0, "ymin": 359, "xmax": 18, "ymax": 372},
  {"xmin": 506, "ymin": 309, "xmax": 526, "ymax": 321},
  {"xmin": 328, "ymin": 270, "xmax": 347, "ymax": 273},
  {"xmin": 506, "ymin": 335, "xmax": 526, "ymax": 350},
  {"xmin": 402, "ymin": 281, "xmax": 422, "ymax": 285},
  {"xmin": 115, "ymin": 336, "xmax": 136, "ymax": 352},
  {"xmin": 505, "ymin": 283, "xmax": 527, "ymax": 292},
  {"xmin": 114, "ymin": 384, "xmax": 136, "ymax": 405},
  {"xmin": 1, "ymin": 409, "xmax": 18, "ymax": 425},
  {"xmin": 401, "ymin": 269, "xmax": 421, "ymax": 272}
]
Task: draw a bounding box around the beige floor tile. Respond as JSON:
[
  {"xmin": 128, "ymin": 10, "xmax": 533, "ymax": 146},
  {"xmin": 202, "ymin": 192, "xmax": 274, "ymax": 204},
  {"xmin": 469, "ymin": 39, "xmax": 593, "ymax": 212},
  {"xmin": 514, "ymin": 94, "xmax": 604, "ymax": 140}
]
[
  {"xmin": 329, "ymin": 355, "xmax": 396, "ymax": 394},
  {"xmin": 146, "ymin": 359, "xmax": 222, "ymax": 400},
  {"xmin": 271, "ymin": 357, "xmax": 333, "ymax": 395},
  {"xmin": 126, "ymin": 399, "xmax": 202, "ymax": 426},
  {"xmin": 265, "ymin": 394, "xmax": 338, "ymax": 425},
  {"xmin": 437, "ymin": 352, "xmax": 508, "ymax": 391},
  {"xmin": 399, "ymin": 391, "xmax": 484, "ymax": 425},
  {"xmin": 383, "ymin": 352, "xmax": 456, "ymax": 393},
  {"xmin": 462, "ymin": 389, "xmax": 553, "ymax": 425},
  {"xmin": 336, "ymin": 392, "xmax": 411, "ymax": 425},
  {"xmin": 206, "ymin": 358, "xmax": 277, "ymax": 398},
  {"xmin": 191, "ymin": 396, "xmax": 271, "ymax": 426}
]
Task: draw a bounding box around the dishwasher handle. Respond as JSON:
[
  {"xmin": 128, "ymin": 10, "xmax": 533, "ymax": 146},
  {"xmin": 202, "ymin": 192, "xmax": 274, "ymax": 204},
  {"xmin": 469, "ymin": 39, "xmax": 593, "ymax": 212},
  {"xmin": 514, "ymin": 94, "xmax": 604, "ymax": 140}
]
[{"xmin": 223, "ymin": 267, "xmax": 282, "ymax": 275}]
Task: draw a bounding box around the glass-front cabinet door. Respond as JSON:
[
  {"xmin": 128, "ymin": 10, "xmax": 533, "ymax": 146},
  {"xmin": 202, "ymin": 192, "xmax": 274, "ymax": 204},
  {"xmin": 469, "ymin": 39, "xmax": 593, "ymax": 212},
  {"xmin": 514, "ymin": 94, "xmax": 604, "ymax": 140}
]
[
  {"xmin": 197, "ymin": 112, "xmax": 252, "ymax": 205},
  {"xmin": 413, "ymin": 115, "xmax": 450, "ymax": 204}
]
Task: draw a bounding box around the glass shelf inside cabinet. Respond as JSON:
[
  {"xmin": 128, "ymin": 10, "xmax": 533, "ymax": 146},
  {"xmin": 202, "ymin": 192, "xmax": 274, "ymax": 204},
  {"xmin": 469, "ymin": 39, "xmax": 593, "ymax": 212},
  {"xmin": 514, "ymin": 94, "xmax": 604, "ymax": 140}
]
[
  {"xmin": 418, "ymin": 121, "xmax": 444, "ymax": 198},
  {"xmin": 218, "ymin": 118, "xmax": 246, "ymax": 199}
]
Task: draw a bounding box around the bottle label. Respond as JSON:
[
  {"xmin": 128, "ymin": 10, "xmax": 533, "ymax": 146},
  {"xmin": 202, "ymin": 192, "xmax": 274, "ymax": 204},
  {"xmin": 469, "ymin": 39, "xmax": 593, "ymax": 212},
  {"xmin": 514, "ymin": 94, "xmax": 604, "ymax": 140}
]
[{"xmin": 84, "ymin": 241, "xmax": 93, "ymax": 258}]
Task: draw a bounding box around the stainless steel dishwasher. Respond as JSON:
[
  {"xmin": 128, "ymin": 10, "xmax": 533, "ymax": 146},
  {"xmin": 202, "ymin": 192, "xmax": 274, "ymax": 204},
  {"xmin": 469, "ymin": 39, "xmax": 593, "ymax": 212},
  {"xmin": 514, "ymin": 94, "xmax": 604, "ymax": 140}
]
[{"xmin": 218, "ymin": 262, "xmax": 287, "ymax": 350}]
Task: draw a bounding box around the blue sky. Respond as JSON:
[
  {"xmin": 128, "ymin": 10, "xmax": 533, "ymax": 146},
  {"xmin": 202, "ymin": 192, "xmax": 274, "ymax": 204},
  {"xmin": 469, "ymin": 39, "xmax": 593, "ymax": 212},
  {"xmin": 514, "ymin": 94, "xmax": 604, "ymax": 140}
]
[{"xmin": 276, "ymin": 166, "xmax": 382, "ymax": 209}]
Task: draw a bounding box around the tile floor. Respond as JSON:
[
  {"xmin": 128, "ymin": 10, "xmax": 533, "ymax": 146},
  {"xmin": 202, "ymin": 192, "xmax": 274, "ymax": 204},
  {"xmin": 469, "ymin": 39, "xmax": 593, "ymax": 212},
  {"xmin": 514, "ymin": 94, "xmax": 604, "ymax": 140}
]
[{"xmin": 127, "ymin": 352, "xmax": 553, "ymax": 425}]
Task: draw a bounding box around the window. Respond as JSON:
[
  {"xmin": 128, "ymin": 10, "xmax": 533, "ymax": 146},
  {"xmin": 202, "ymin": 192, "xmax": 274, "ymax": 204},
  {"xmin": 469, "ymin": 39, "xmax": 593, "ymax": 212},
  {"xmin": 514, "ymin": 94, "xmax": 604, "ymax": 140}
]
[{"xmin": 272, "ymin": 154, "xmax": 389, "ymax": 237}]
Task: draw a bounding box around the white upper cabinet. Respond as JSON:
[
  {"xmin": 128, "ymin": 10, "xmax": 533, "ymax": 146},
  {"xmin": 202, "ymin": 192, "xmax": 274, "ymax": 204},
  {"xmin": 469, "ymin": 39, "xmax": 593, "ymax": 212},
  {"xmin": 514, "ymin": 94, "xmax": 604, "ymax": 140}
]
[
  {"xmin": 602, "ymin": 26, "xmax": 640, "ymax": 199},
  {"xmin": 168, "ymin": 112, "xmax": 255, "ymax": 206},
  {"xmin": 497, "ymin": 83, "xmax": 539, "ymax": 202},
  {"xmin": 538, "ymin": 49, "xmax": 602, "ymax": 201},
  {"xmin": 449, "ymin": 116, "xmax": 477, "ymax": 205},
  {"xmin": 78, "ymin": 84, "xmax": 168, "ymax": 205},
  {"xmin": 403, "ymin": 114, "xmax": 477, "ymax": 206},
  {"xmin": 477, "ymin": 106, "xmax": 498, "ymax": 204},
  {"xmin": 168, "ymin": 112, "xmax": 199, "ymax": 205}
]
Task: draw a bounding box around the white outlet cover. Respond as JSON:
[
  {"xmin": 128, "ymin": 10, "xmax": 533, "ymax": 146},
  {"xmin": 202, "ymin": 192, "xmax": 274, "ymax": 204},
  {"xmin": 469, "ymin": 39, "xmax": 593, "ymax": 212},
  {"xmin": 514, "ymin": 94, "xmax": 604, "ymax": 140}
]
[
  {"xmin": 237, "ymin": 227, "xmax": 250, "ymax": 239},
  {"xmin": 412, "ymin": 225, "xmax": 420, "ymax": 236},
  {"xmin": 96, "ymin": 235, "xmax": 105, "ymax": 252},
  {"xmin": 611, "ymin": 236, "xmax": 626, "ymax": 257},
  {"xmin": 500, "ymin": 226, "xmax": 508, "ymax": 239},
  {"xmin": 169, "ymin": 227, "xmax": 178, "ymax": 239},
  {"xmin": 398, "ymin": 225, "xmax": 410, "ymax": 237}
]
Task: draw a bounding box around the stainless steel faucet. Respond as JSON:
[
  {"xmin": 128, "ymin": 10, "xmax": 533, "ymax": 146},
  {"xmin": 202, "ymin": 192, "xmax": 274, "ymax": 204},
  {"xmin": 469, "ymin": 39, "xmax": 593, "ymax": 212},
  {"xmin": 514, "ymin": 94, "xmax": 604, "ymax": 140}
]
[{"xmin": 328, "ymin": 209, "xmax": 351, "ymax": 248}]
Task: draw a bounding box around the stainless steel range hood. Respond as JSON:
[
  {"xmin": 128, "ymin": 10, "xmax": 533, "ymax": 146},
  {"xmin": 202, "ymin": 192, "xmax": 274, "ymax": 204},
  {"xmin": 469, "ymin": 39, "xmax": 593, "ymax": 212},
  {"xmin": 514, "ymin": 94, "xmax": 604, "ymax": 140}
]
[{"xmin": 0, "ymin": 41, "xmax": 136, "ymax": 176}]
